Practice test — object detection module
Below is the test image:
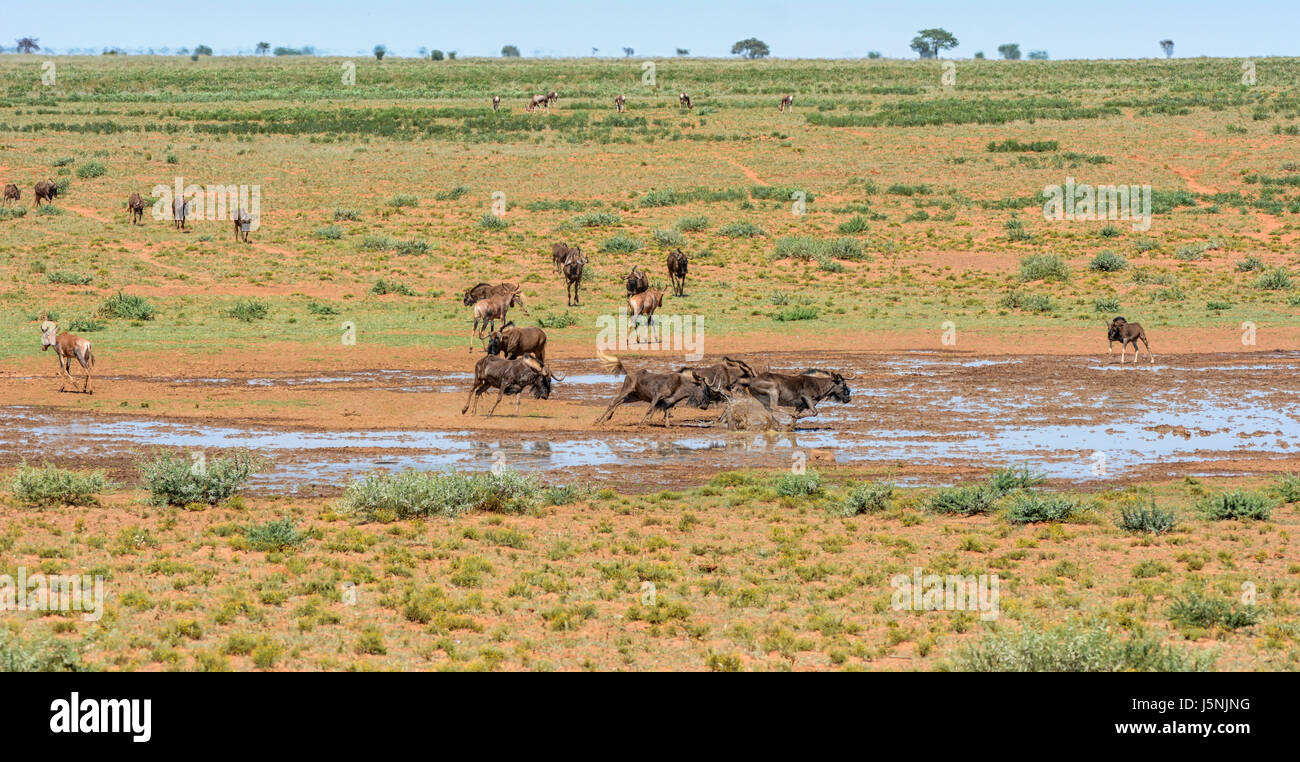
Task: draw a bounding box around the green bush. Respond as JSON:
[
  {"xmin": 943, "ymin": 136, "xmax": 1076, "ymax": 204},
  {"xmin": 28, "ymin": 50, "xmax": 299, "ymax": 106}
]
[
  {"xmin": 675, "ymin": 215, "xmax": 710, "ymax": 232},
  {"xmin": 1274, "ymin": 473, "xmax": 1300, "ymax": 502},
  {"xmin": 775, "ymin": 471, "xmax": 822, "ymax": 497},
  {"xmin": 387, "ymin": 193, "xmax": 419, "ymax": 207},
  {"xmin": 434, "ymin": 185, "xmax": 469, "ymax": 201},
  {"xmin": 225, "ymin": 299, "xmax": 270, "ymax": 322},
  {"xmin": 652, "ymin": 228, "xmax": 686, "ymax": 247},
  {"xmin": 772, "ymin": 306, "xmax": 819, "ymax": 321},
  {"xmin": 718, "ymin": 221, "xmax": 766, "ymax": 238},
  {"xmin": 836, "ymin": 481, "xmax": 893, "ymax": 516},
  {"xmin": 46, "ymin": 271, "xmax": 93, "ymax": 285},
  {"xmin": 836, "ymin": 214, "xmax": 871, "ymax": 234},
  {"xmin": 573, "ymin": 211, "xmax": 620, "ymax": 227},
  {"xmin": 999, "ymin": 291, "xmax": 1053, "ymax": 313},
  {"xmin": 986, "ymin": 465, "xmax": 1045, "ymax": 495},
  {"xmin": 1168, "ymin": 592, "xmax": 1260, "ymax": 631},
  {"xmin": 478, "ymin": 213, "xmax": 509, "ymax": 230},
  {"xmin": 1254, "ymin": 267, "xmax": 1293, "ymax": 291},
  {"xmin": 99, "ymin": 291, "xmax": 156, "ymax": 320},
  {"xmin": 1093, "ymin": 297, "xmax": 1121, "ymax": 313},
  {"xmin": 245, "ymin": 518, "xmax": 305, "ymax": 552},
  {"xmin": 333, "ymin": 208, "xmax": 361, "ymax": 221},
  {"xmin": 370, "ymin": 279, "xmax": 415, "ymax": 296},
  {"xmin": 1117, "ymin": 502, "xmax": 1177, "ymax": 534},
  {"xmin": 10, "ymin": 463, "xmax": 112, "ymax": 507},
  {"xmin": 139, "ymin": 449, "xmax": 266, "ymax": 506},
  {"xmin": 1235, "ymin": 255, "xmax": 1266, "ymax": 272},
  {"xmin": 600, "ymin": 234, "xmax": 642, "ymax": 253},
  {"xmin": 951, "ymin": 621, "xmax": 1213, "ymax": 672},
  {"xmin": 1018, "ymin": 253, "xmax": 1070, "ymax": 282},
  {"xmin": 1198, "ymin": 489, "xmax": 1274, "ymax": 520},
  {"xmin": 339, "ymin": 470, "xmax": 546, "ymax": 521},
  {"xmin": 927, "ymin": 484, "xmax": 998, "ymax": 515},
  {"xmin": 313, "ymin": 224, "xmax": 343, "ymax": 240},
  {"xmin": 0, "ymin": 633, "xmax": 86, "ymax": 672},
  {"xmin": 987, "ymin": 139, "xmax": 1059, "ymax": 152},
  {"xmin": 1088, "ymin": 250, "xmax": 1127, "ymax": 272},
  {"xmin": 75, "ymin": 161, "xmax": 108, "ymax": 179},
  {"xmin": 1004, "ymin": 493, "xmax": 1081, "ymax": 523}
]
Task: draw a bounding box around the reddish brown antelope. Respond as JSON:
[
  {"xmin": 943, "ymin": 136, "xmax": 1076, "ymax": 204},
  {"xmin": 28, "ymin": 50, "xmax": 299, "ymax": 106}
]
[
  {"xmin": 526, "ymin": 94, "xmax": 548, "ymax": 112},
  {"xmin": 127, "ymin": 192, "xmax": 145, "ymax": 224},
  {"xmin": 469, "ymin": 287, "xmax": 527, "ymax": 350},
  {"xmin": 492, "ymin": 95, "xmax": 501, "ymax": 111},
  {"xmin": 778, "ymin": 94, "xmax": 795, "ymax": 112},
  {"xmin": 628, "ymin": 288, "xmax": 666, "ymax": 338},
  {"xmin": 2, "ymin": 183, "xmax": 19, "ymax": 205},
  {"xmin": 614, "ymin": 94, "xmax": 626, "ymax": 112},
  {"xmin": 1108, "ymin": 317, "xmax": 1153, "ymax": 364},
  {"xmin": 40, "ymin": 321, "xmax": 95, "ymax": 393},
  {"xmin": 679, "ymin": 92, "xmax": 693, "ymax": 110},
  {"xmin": 545, "ymin": 90, "xmax": 559, "ymax": 107}
]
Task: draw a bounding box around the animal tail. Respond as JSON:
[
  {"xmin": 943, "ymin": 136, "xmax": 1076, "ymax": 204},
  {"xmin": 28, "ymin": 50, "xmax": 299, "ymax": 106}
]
[
  {"xmin": 85, "ymin": 347, "xmax": 95, "ymax": 370},
  {"xmin": 598, "ymin": 351, "xmax": 625, "ymax": 376}
]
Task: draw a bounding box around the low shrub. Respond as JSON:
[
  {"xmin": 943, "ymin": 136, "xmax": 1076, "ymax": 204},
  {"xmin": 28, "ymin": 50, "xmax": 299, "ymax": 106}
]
[
  {"xmin": 339, "ymin": 470, "xmax": 546, "ymax": 521},
  {"xmin": 1198, "ymin": 489, "xmax": 1274, "ymax": 520},
  {"xmin": 139, "ymin": 449, "xmax": 266, "ymax": 506},
  {"xmin": 10, "ymin": 463, "xmax": 112, "ymax": 507}
]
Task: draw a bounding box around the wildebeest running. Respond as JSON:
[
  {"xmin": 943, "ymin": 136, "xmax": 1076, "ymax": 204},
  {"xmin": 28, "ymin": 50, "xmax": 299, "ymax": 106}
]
[
  {"xmin": 461, "ymin": 355, "xmax": 561, "ymax": 417},
  {"xmin": 738, "ymin": 369, "xmax": 853, "ymax": 419},
  {"xmin": 595, "ymin": 355, "xmax": 720, "ymax": 426}
]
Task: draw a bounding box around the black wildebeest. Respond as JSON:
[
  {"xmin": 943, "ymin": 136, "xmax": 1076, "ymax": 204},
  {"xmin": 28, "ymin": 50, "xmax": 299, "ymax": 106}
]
[
  {"xmin": 778, "ymin": 94, "xmax": 795, "ymax": 112},
  {"xmin": 1108, "ymin": 317, "xmax": 1153, "ymax": 364},
  {"xmin": 487, "ymin": 322, "xmax": 548, "ymax": 365},
  {"xmin": 679, "ymin": 92, "xmax": 693, "ymax": 110},
  {"xmin": 526, "ymin": 93, "xmax": 548, "ymax": 112},
  {"xmin": 595, "ymin": 355, "xmax": 720, "ymax": 426},
  {"xmin": 34, "ymin": 179, "xmax": 57, "ymax": 206},
  {"xmin": 614, "ymin": 94, "xmax": 626, "ymax": 112},
  {"xmin": 666, "ymin": 248, "xmax": 688, "ymax": 296},
  {"xmin": 40, "ymin": 320, "xmax": 95, "ymax": 394},
  {"xmin": 625, "ymin": 264, "xmax": 649, "ymax": 296},
  {"xmin": 462, "ymin": 281, "xmax": 519, "ymax": 307},
  {"xmin": 461, "ymin": 355, "xmax": 561, "ymax": 417},
  {"xmin": 551, "ymin": 242, "xmax": 577, "ymax": 272},
  {"xmin": 127, "ymin": 192, "xmax": 145, "ymax": 224},
  {"xmin": 172, "ymin": 196, "xmax": 190, "ymax": 230},
  {"xmin": 233, "ymin": 208, "xmax": 253, "ymax": 242},
  {"xmin": 492, "ymin": 95, "xmax": 501, "ymax": 111},
  {"xmin": 469, "ymin": 287, "xmax": 527, "ymax": 350},
  {"xmin": 738, "ymin": 369, "xmax": 853, "ymax": 419},
  {"xmin": 562, "ymin": 249, "xmax": 587, "ymax": 306},
  {"xmin": 3, "ymin": 183, "xmax": 19, "ymax": 205}
]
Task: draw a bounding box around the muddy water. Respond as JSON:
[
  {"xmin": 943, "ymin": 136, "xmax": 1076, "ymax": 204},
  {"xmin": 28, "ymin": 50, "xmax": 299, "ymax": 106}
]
[{"xmin": 5, "ymin": 352, "xmax": 1300, "ymax": 490}]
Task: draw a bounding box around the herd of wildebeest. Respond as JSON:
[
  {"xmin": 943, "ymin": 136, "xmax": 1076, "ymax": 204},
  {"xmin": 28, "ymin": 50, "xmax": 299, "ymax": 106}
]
[{"xmin": 14, "ymin": 85, "xmax": 1157, "ymax": 427}]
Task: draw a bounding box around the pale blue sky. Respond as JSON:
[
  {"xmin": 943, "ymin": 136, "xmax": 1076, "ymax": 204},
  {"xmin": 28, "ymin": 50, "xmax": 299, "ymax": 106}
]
[{"xmin": 4, "ymin": 0, "xmax": 1297, "ymax": 59}]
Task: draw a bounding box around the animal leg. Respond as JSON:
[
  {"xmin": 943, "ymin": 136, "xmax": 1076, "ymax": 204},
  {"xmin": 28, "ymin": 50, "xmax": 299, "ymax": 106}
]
[
  {"xmin": 462, "ymin": 382, "xmax": 484, "ymax": 414},
  {"xmin": 638, "ymin": 396, "xmax": 664, "ymax": 425},
  {"xmin": 1142, "ymin": 337, "xmax": 1153, "ymax": 364},
  {"xmin": 596, "ymin": 395, "xmax": 628, "ymax": 424},
  {"xmin": 487, "ymin": 388, "xmax": 506, "ymax": 417}
]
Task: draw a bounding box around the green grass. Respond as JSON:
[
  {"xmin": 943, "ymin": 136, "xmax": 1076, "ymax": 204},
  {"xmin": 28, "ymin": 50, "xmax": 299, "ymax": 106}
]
[{"xmin": 10, "ymin": 463, "xmax": 113, "ymax": 507}]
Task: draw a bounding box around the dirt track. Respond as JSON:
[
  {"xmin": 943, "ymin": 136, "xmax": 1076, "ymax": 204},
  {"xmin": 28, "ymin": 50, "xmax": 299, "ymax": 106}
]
[{"xmin": 4, "ymin": 346, "xmax": 1298, "ymax": 492}]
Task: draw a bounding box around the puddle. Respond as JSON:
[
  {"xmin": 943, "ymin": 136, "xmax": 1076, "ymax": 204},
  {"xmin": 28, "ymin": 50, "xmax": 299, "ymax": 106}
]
[{"xmin": 5, "ymin": 353, "xmax": 1299, "ymax": 489}]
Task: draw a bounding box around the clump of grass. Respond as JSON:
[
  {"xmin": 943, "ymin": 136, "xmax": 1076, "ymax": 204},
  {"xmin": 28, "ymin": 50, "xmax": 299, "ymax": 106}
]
[
  {"xmin": 535, "ymin": 312, "xmax": 577, "ymax": 329},
  {"xmin": 775, "ymin": 471, "xmax": 822, "ymax": 497},
  {"xmin": 307, "ymin": 301, "xmax": 340, "ymax": 316},
  {"xmin": 835, "ymin": 481, "xmax": 893, "ymax": 516},
  {"xmin": 139, "ymin": 449, "xmax": 266, "ymax": 506},
  {"xmin": 1254, "ymin": 267, "xmax": 1293, "ymax": 291},
  {"xmin": 75, "ymin": 161, "xmax": 107, "ymax": 179},
  {"xmin": 1003, "ymin": 493, "xmax": 1081, "ymax": 523},
  {"xmin": 333, "ymin": 208, "xmax": 361, "ymax": 221},
  {"xmin": 478, "ymin": 213, "xmax": 509, "ymax": 230},
  {"xmin": 66, "ymin": 315, "xmax": 105, "ymax": 332},
  {"xmin": 653, "ymin": 228, "xmax": 686, "ymax": 247},
  {"xmin": 245, "ymin": 518, "xmax": 305, "ymax": 552},
  {"xmin": 1198, "ymin": 489, "xmax": 1274, "ymax": 520},
  {"xmin": 434, "ymin": 186, "xmax": 469, "ymax": 201},
  {"xmin": 387, "ymin": 193, "xmax": 419, "ymax": 208},
  {"xmin": 987, "ymin": 138, "xmax": 1059, "ymax": 152},
  {"xmin": 675, "ymin": 215, "xmax": 709, "ymax": 232},
  {"xmin": 98, "ymin": 291, "xmax": 156, "ymax": 321},
  {"xmin": 313, "ymin": 224, "xmax": 343, "ymax": 240},
  {"xmin": 999, "ymin": 291, "xmax": 1053, "ymax": 313},
  {"xmin": 338, "ymin": 470, "xmax": 545, "ymax": 521},
  {"xmin": 1018, "ymin": 253, "xmax": 1070, "ymax": 282},
  {"xmin": 1273, "ymin": 473, "xmax": 1300, "ymax": 502},
  {"xmin": 927, "ymin": 484, "xmax": 998, "ymax": 515},
  {"xmin": 772, "ymin": 306, "xmax": 818, "ymax": 321},
  {"xmin": 1117, "ymin": 501, "xmax": 1177, "ymax": 534},
  {"xmin": 1235, "ymin": 255, "xmax": 1266, "ymax": 272},
  {"xmin": 836, "ymin": 214, "xmax": 871, "ymax": 234},
  {"xmin": 573, "ymin": 211, "xmax": 620, "ymax": 227},
  {"xmin": 1088, "ymin": 250, "xmax": 1127, "ymax": 272},
  {"xmin": 0, "ymin": 207, "xmax": 28, "ymax": 221},
  {"xmin": 225, "ymin": 298, "xmax": 270, "ymax": 322},
  {"xmin": 1004, "ymin": 216, "xmax": 1031, "ymax": 241},
  {"xmin": 10, "ymin": 463, "xmax": 113, "ymax": 507},
  {"xmin": 986, "ymin": 465, "xmax": 1046, "ymax": 495},
  {"xmin": 1093, "ymin": 297, "xmax": 1121, "ymax": 312},
  {"xmin": 718, "ymin": 221, "xmax": 766, "ymax": 238},
  {"xmin": 1168, "ymin": 592, "xmax": 1261, "ymax": 631},
  {"xmin": 370, "ymin": 279, "xmax": 415, "ymax": 296},
  {"xmin": 951, "ymin": 621, "xmax": 1213, "ymax": 672},
  {"xmin": 0, "ymin": 632, "xmax": 85, "ymax": 672},
  {"xmin": 600, "ymin": 234, "xmax": 642, "ymax": 253},
  {"xmin": 45, "ymin": 271, "xmax": 93, "ymax": 285}
]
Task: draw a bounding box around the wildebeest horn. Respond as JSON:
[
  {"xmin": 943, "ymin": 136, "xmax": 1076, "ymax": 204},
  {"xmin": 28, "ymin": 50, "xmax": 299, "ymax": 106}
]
[
  {"xmin": 40, "ymin": 320, "xmax": 55, "ymax": 333},
  {"xmin": 840, "ymin": 371, "xmax": 857, "ymax": 379},
  {"xmin": 547, "ymin": 366, "xmax": 565, "ymax": 381}
]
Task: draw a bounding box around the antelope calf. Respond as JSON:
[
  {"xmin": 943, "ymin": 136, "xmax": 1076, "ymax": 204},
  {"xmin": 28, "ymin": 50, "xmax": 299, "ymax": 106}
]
[
  {"xmin": 3, "ymin": 183, "xmax": 19, "ymax": 205},
  {"xmin": 492, "ymin": 95, "xmax": 501, "ymax": 111},
  {"xmin": 470, "ymin": 288, "xmax": 527, "ymax": 350},
  {"xmin": 614, "ymin": 94, "xmax": 626, "ymax": 112},
  {"xmin": 127, "ymin": 192, "xmax": 145, "ymax": 224},
  {"xmin": 40, "ymin": 321, "xmax": 95, "ymax": 393},
  {"xmin": 679, "ymin": 92, "xmax": 692, "ymax": 110},
  {"xmin": 778, "ymin": 94, "xmax": 795, "ymax": 112},
  {"xmin": 1108, "ymin": 317, "xmax": 1153, "ymax": 364}
]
